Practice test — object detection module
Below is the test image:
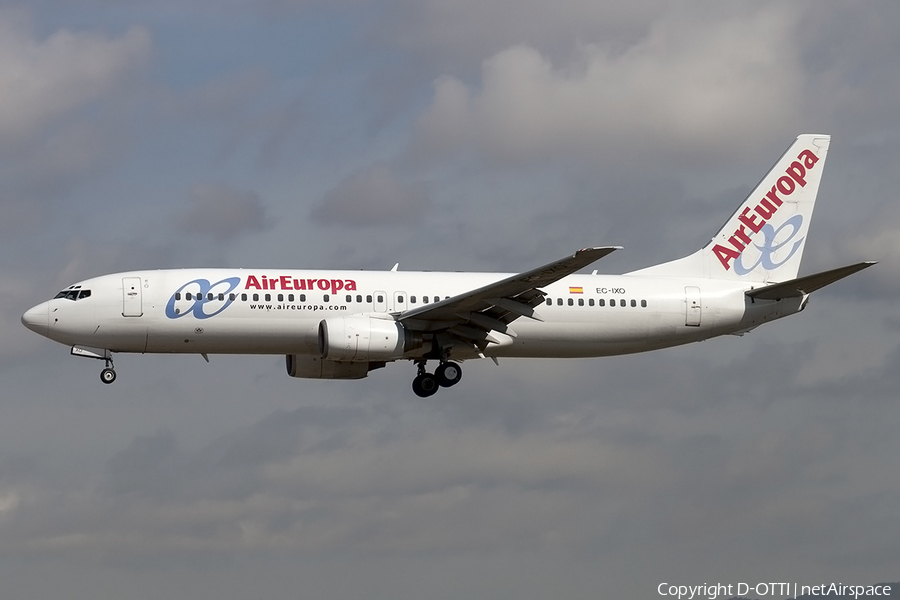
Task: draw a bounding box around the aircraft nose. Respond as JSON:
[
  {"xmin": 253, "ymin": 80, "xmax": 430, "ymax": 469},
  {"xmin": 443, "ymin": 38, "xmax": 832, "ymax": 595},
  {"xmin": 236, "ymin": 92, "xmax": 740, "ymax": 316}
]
[{"xmin": 21, "ymin": 302, "xmax": 49, "ymax": 336}]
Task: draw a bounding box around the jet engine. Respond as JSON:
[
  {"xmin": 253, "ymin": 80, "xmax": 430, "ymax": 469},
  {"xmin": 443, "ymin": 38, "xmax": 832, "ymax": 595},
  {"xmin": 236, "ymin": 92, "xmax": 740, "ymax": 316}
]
[{"xmin": 318, "ymin": 316, "xmax": 423, "ymax": 362}]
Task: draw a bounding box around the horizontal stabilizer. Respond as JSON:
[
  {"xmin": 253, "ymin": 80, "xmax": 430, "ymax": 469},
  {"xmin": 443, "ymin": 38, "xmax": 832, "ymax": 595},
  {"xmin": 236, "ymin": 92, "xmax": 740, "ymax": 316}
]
[{"xmin": 746, "ymin": 261, "xmax": 876, "ymax": 300}]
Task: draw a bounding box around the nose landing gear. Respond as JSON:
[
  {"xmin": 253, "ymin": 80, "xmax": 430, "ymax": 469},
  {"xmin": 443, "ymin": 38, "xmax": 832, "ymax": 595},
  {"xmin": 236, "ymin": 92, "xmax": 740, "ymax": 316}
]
[
  {"xmin": 70, "ymin": 346, "xmax": 117, "ymax": 384},
  {"xmin": 411, "ymin": 360, "xmax": 462, "ymax": 397}
]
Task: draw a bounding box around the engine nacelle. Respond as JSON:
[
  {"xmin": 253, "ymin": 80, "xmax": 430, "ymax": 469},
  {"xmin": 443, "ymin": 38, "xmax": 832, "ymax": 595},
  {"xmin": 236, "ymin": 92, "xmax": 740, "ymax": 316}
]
[
  {"xmin": 318, "ymin": 316, "xmax": 423, "ymax": 362},
  {"xmin": 285, "ymin": 354, "xmax": 377, "ymax": 379}
]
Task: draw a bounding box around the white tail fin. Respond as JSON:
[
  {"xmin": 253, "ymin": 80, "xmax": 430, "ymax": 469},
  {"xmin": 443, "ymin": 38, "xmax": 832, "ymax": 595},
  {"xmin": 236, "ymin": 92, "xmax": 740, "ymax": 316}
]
[{"xmin": 629, "ymin": 134, "xmax": 831, "ymax": 283}]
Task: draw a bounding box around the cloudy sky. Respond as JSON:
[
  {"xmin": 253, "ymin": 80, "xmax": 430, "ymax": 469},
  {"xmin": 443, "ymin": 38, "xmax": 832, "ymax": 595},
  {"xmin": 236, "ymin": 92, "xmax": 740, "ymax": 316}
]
[{"xmin": 2, "ymin": 1, "xmax": 899, "ymax": 598}]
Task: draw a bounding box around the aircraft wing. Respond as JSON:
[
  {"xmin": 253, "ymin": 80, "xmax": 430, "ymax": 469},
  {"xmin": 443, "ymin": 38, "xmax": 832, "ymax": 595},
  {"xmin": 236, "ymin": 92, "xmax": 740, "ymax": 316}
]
[
  {"xmin": 397, "ymin": 246, "xmax": 620, "ymax": 347},
  {"xmin": 746, "ymin": 261, "xmax": 876, "ymax": 300}
]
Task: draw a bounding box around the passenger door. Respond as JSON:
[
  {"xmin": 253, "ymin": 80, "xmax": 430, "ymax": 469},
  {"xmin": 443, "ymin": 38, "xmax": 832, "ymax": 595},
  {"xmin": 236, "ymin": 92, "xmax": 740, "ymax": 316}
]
[{"xmin": 122, "ymin": 277, "xmax": 143, "ymax": 317}]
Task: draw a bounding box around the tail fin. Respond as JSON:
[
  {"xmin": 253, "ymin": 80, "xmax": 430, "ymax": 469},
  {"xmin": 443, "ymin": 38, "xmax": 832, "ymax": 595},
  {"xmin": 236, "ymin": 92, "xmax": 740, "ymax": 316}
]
[{"xmin": 629, "ymin": 134, "xmax": 831, "ymax": 283}]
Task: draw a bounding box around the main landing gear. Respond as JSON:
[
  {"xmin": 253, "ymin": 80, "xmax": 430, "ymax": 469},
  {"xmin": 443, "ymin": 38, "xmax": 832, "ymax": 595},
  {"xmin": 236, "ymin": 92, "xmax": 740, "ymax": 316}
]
[{"xmin": 412, "ymin": 360, "xmax": 463, "ymax": 397}]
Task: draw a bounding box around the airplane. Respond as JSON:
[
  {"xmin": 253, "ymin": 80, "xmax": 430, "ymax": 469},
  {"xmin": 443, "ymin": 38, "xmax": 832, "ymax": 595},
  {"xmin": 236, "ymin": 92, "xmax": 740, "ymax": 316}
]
[{"xmin": 22, "ymin": 134, "xmax": 875, "ymax": 397}]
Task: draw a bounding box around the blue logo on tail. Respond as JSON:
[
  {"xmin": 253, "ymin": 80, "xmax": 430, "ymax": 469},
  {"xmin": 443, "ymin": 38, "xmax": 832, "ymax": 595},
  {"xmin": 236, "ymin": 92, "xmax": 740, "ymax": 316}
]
[{"xmin": 734, "ymin": 215, "xmax": 805, "ymax": 276}]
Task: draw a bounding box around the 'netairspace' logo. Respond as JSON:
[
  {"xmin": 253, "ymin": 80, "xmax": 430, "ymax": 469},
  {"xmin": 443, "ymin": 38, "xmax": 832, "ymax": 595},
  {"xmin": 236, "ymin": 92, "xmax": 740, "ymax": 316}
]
[{"xmin": 165, "ymin": 277, "xmax": 241, "ymax": 320}]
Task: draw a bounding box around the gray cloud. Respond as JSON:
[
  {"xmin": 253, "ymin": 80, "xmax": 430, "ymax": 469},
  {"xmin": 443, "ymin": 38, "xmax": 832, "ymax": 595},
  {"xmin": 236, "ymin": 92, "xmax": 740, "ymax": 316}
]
[
  {"xmin": 411, "ymin": 5, "xmax": 809, "ymax": 167},
  {"xmin": 176, "ymin": 184, "xmax": 272, "ymax": 242},
  {"xmin": 4, "ymin": 335, "xmax": 900, "ymax": 588},
  {"xmin": 382, "ymin": 0, "xmax": 665, "ymax": 76},
  {"xmin": 0, "ymin": 14, "xmax": 150, "ymax": 147},
  {"xmin": 0, "ymin": 14, "xmax": 151, "ymax": 238},
  {"xmin": 311, "ymin": 163, "xmax": 430, "ymax": 227}
]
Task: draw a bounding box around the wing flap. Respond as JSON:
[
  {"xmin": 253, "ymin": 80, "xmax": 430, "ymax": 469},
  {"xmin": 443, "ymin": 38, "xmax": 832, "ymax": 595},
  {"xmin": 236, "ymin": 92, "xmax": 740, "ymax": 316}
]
[{"xmin": 458, "ymin": 312, "xmax": 518, "ymax": 337}]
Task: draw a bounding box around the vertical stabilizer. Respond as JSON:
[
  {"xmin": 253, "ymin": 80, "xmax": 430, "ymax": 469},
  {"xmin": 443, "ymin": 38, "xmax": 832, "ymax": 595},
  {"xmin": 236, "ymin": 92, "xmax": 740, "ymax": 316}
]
[{"xmin": 629, "ymin": 134, "xmax": 831, "ymax": 283}]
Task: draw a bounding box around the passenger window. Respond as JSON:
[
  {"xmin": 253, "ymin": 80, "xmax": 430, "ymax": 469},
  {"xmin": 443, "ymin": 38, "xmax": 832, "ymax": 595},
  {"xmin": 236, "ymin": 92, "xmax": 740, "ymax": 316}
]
[
  {"xmin": 578, "ymin": 299, "xmax": 584, "ymax": 306},
  {"xmin": 589, "ymin": 299, "xmax": 594, "ymax": 306},
  {"xmin": 208, "ymin": 293, "xmax": 214, "ymax": 301},
  {"xmin": 346, "ymin": 295, "xmax": 352, "ymax": 302},
  {"xmin": 218, "ymin": 293, "xmax": 225, "ymax": 301},
  {"xmin": 356, "ymin": 295, "xmax": 362, "ymax": 302},
  {"xmin": 241, "ymin": 293, "xmax": 247, "ymax": 301},
  {"xmin": 599, "ymin": 299, "xmax": 605, "ymax": 307},
  {"xmin": 229, "ymin": 293, "xmax": 236, "ymax": 301},
  {"xmin": 186, "ymin": 292, "xmax": 193, "ymax": 301},
  {"xmin": 423, "ymin": 296, "xmax": 429, "ymax": 303},
  {"xmin": 620, "ymin": 299, "xmax": 626, "ymax": 307},
  {"xmin": 324, "ymin": 294, "xmax": 330, "ymax": 302},
  {"xmin": 609, "ymin": 299, "xmax": 615, "ymax": 307},
  {"xmin": 300, "ymin": 294, "xmax": 306, "ymax": 302},
  {"xmin": 377, "ymin": 295, "xmax": 383, "ymax": 302},
  {"xmin": 263, "ymin": 294, "xmax": 269, "ymax": 301},
  {"xmin": 175, "ymin": 293, "xmax": 182, "ymax": 301},
  {"xmin": 288, "ymin": 294, "xmax": 294, "ymax": 302},
  {"xmin": 278, "ymin": 294, "xmax": 284, "ymax": 302},
  {"xmin": 567, "ymin": 298, "xmax": 574, "ymax": 306},
  {"xmin": 546, "ymin": 298, "xmax": 552, "ymax": 306},
  {"xmin": 557, "ymin": 298, "xmax": 563, "ymax": 306},
  {"xmin": 631, "ymin": 299, "xmax": 636, "ymax": 307},
  {"xmin": 397, "ymin": 296, "xmax": 404, "ymax": 303},
  {"xmin": 411, "ymin": 296, "xmax": 417, "ymax": 304},
  {"xmin": 253, "ymin": 294, "xmax": 259, "ymax": 301},
  {"xmin": 641, "ymin": 299, "xmax": 647, "ymax": 308},
  {"xmin": 366, "ymin": 295, "xmax": 372, "ymax": 303}
]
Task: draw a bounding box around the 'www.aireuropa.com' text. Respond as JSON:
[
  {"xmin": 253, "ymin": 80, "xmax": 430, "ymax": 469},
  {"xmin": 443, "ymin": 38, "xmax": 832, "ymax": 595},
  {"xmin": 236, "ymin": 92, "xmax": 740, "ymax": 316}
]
[{"xmin": 658, "ymin": 582, "xmax": 892, "ymax": 599}]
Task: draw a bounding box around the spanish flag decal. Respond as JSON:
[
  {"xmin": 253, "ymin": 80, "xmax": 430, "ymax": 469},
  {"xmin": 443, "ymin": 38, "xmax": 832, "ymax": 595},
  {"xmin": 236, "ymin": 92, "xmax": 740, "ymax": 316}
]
[{"xmin": 569, "ymin": 286, "xmax": 583, "ymax": 294}]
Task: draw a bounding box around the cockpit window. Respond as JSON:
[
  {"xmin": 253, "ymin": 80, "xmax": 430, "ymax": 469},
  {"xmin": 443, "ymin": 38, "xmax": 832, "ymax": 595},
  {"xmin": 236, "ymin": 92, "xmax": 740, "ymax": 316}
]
[{"xmin": 54, "ymin": 289, "xmax": 91, "ymax": 301}]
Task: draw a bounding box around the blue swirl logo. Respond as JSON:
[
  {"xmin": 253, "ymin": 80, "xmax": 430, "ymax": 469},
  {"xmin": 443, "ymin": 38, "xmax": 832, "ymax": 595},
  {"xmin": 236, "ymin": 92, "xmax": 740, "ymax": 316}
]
[
  {"xmin": 165, "ymin": 277, "xmax": 241, "ymax": 320},
  {"xmin": 734, "ymin": 214, "xmax": 805, "ymax": 276}
]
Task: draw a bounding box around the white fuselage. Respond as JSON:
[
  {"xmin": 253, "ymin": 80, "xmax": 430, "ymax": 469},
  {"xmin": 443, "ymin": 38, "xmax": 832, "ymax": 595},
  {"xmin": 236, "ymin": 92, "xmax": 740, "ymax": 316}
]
[{"xmin": 24, "ymin": 268, "xmax": 799, "ymax": 361}]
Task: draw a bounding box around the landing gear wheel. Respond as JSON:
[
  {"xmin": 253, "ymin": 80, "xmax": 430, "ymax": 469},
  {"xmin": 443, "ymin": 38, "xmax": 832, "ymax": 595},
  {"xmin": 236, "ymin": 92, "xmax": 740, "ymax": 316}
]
[
  {"xmin": 100, "ymin": 368, "xmax": 117, "ymax": 384},
  {"xmin": 412, "ymin": 373, "xmax": 439, "ymax": 397},
  {"xmin": 435, "ymin": 362, "xmax": 462, "ymax": 387}
]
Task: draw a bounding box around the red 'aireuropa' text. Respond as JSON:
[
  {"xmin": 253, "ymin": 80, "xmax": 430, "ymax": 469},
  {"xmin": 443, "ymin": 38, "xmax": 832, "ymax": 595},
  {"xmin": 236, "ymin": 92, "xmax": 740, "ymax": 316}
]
[
  {"xmin": 245, "ymin": 275, "xmax": 357, "ymax": 295},
  {"xmin": 712, "ymin": 148, "xmax": 820, "ymax": 270}
]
